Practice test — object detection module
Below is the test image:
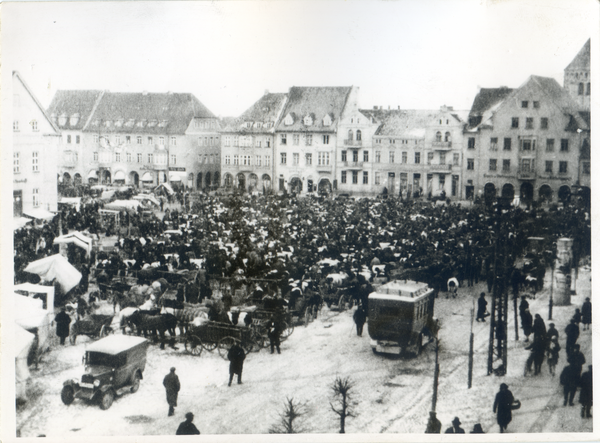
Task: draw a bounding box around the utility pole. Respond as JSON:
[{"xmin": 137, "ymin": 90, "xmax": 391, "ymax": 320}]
[
  {"xmin": 468, "ymin": 299, "xmax": 474, "ymax": 388},
  {"xmin": 432, "ymin": 337, "xmax": 440, "ymax": 411}
]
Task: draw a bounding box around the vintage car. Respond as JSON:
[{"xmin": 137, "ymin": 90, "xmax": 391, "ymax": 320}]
[{"xmin": 61, "ymin": 335, "xmax": 149, "ymax": 410}]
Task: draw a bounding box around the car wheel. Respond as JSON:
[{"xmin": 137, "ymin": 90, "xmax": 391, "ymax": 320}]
[
  {"xmin": 100, "ymin": 390, "xmax": 114, "ymax": 410},
  {"xmin": 130, "ymin": 372, "xmax": 141, "ymax": 393},
  {"xmin": 61, "ymin": 386, "xmax": 75, "ymax": 405}
]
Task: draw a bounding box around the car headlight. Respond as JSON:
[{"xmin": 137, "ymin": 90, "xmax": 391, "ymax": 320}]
[
  {"xmin": 72, "ymin": 378, "xmax": 79, "ymax": 385},
  {"xmin": 93, "ymin": 380, "xmax": 101, "ymax": 387}
]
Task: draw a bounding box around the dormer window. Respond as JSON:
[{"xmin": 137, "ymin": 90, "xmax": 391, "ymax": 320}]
[
  {"xmin": 255, "ymin": 122, "xmax": 263, "ymax": 129},
  {"xmin": 147, "ymin": 120, "xmax": 158, "ymax": 128},
  {"xmin": 69, "ymin": 113, "xmax": 81, "ymax": 127},
  {"xmin": 158, "ymin": 120, "xmax": 168, "ymax": 128},
  {"xmin": 104, "ymin": 120, "xmax": 112, "ymax": 128},
  {"xmin": 114, "ymin": 119, "xmax": 124, "ymax": 128},
  {"xmin": 90, "ymin": 119, "xmax": 99, "ymax": 127},
  {"xmin": 266, "ymin": 122, "xmax": 273, "ymax": 128},
  {"xmin": 284, "ymin": 114, "xmax": 294, "ymax": 126},
  {"xmin": 323, "ymin": 114, "xmax": 332, "ymax": 127},
  {"xmin": 125, "ymin": 119, "xmax": 135, "ymax": 128},
  {"xmin": 58, "ymin": 113, "xmax": 68, "ymax": 127},
  {"xmin": 245, "ymin": 122, "xmax": 252, "ymax": 129},
  {"xmin": 303, "ymin": 115, "xmax": 313, "ymax": 126},
  {"xmin": 137, "ymin": 120, "xmax": 147, "ymax": 128}
]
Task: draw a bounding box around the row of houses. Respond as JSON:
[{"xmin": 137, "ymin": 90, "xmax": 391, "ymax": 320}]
[{"xmin": 12, "ymin": 39, "xmax": 590, "ymax": 216}]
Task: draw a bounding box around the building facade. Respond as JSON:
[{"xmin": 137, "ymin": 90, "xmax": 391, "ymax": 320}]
[
  {"xmin": 47, "ymin": 91, "xmax": 220, "ymax": 190},
  {"xmin": 13, "ymin": 71, "xmax": 61, "ymax": 216},
  {"xmin": 219, "ymin": 92, "xmax": 287, "ymax": 193}
]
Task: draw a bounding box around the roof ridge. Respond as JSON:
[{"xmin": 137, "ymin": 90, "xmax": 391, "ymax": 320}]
[{"xmin": 13, "ymin": 71, "xmax": 61, "ymax": 134}]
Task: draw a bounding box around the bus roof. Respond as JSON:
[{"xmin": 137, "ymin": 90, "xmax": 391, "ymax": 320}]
[{"xmin": 369, "ymin": 280, "xmax": 432, "ymax": 301}]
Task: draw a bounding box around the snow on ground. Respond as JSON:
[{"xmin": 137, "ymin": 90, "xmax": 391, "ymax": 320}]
[{"xmin": 16, "ymin": 268, "xmax": 593, "ymax": 436}]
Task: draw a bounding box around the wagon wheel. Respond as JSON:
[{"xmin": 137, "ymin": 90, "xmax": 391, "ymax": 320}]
[
  {"xmin": 304, "ymin": 307, "xmax": 312, "ymax": 327},
  {"xmin": 338, "ymin": 294, "xmax": 347, "ymax": 312},
  {"xmin": 184, "ymin": 335, "xmax": 203, "ymax": 356},
  {"xmin": 202, "ymin": 338, "xmax": 218, "ymax": 352},
  {"xmin": 218, "ymin": 336, "xmax": 239, "ymax": 360},
  {"xmin": 280, "ymin": 321, "xmax": 294, "ymax": 342},
  {"xmin": 241, "ymin": 338, "xmax": 256, "ymax": 354},
  {"xmin": 250, "ymin": 329, "xmax": 265, "ymax": 351}
]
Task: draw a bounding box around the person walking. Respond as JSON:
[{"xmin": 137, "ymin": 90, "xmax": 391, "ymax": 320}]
[
  {"xmin": 519, "ymin": 296, "xmax": 529, "ymax": 314},
  {"xmin": 581, "ymin": 298, "xmax": 592, "ymax": 331},
  {"xmin": 546, "ymin": 323, "xmax": 559, "ymax": 342},
  {"xmin": 54, "ymin": 307, "xmax": 72, "ymax": 345},
  {"xmin": 579, "ymin": 365, "xmax": 593, "ymax": 418},
  {"xmin": 525, "ymin": 337, "xmax": 546, "ymax": 376},
  {"xmin": 227, "ymin": 342, "xmax": 246, "ymax": 386},
  {"xmin": 493, "ymin": 383, "xmax": 515, "ymax": 433},
  {"xmin": 532, "ymin": 314, "xmax": 547, "ymax": 344},
  {"xmin": 546, "ymin": 335, "xmax": 561, "ymax": 376},
  {"xmin": 565, "ymin": 319, "xmax": 580, "ymax": 356},
  {"xmin": 176, "ymin": 412, "xmax": 201, "ymax": 435},
  {"xmin": 444, "ymin": 417, "xmax": 465, "ymax": 434},
  {"xmin": 567, "ymin": 344, "xmax": 586, "ymax": 377},
  {"xmin": 424, "ymin": 411, "xmax": 441, "ymax": 433},
  {"xmin": 476, "ymin": 292, "xmax": 488, "ymax": 322},
  {"xmin": 267, "ymin": 318, "xmax": 282, "ymax": 354},
  {"xmin": 163, "ymin": 367, "xmax": 180, "ymax": 416},
  {"xmin": 353, "ymin": 306, "xmax": 367, "ymax": 336},
  {"xmin": 520, "ymin": 309, "xmax": 533, "ymax": 342},
  {"xmin": 560, "ymin": 364, "xmax": 580, "ymax": 407}
]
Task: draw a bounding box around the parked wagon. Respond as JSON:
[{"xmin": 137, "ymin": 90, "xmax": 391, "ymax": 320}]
[
  {"xmin": 70, "ymin": 314, "xmax": 115, "ymax": 345},
  {"xmin": 250, "ymin": 308, "xmax": 294, "ymax": 341},
  {"xmin": 184, "ymin": 321, "xmax": 264, "ymax": 358}
]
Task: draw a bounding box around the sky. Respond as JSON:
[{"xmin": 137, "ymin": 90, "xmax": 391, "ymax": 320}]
[{"xmin": 2, "ymin": 0, "xmax": 597, "ymax": 117}]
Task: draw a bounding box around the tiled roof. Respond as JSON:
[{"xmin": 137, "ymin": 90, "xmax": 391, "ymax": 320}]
[
  {"xmin": 220, "ymin": 93, "xmax": 287, "ymax": 133},
  {"xmin": 361, "ymin": 109, "xmax": 436, "ymax": 137},
  {"xmin": 565, "ymin": 38, "xmax": 590, "ymax": 71},
  {"xmin": 529, "ymin": 76, "xmax": 589, "ymax": 130},
  {"xmin": 468, "ymin": 87, "xmax": 514, "ymax": 117},
  {"xmin": 14, "ymin": 71, "xmax": 61, "ymax": 134},
  {"xmin": 275, "ymin": 86, "xmax": 352, "ymax": 133},
  {"xmin": 48, "ymin": 90, "xmax": 215, "ymax": 134}
]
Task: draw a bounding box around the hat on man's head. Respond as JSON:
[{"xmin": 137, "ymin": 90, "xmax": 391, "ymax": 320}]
[{"xmin": 452, "ymin": 417, "xmax": 461, "ymax": 426}]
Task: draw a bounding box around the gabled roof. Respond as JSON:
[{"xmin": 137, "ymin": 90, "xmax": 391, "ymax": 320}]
[
  {"xmin": 275, "ymin": 86, "xmax": 352, "ymax": 132},
  {"xmin": 565, "ymin": 38, "xmax": 590, "ymax": 71},
  {"xmin": 48, "ymin": 90, "xmax": 215, "ymax": 135},
  {"xmin": 221, "ymin": 92, "xmax": 287, "ymax": 133},
  {"xmin": 14, "ymin": 71, "xmax": 61, "ymax": 134},
  {"xmin": 360, "ymin": 109, "xmax": 436, "ymax": 138},
  {"xmin": 529, "ymin": 75, "xmax": 589, "ymax": 130},
  {"xmin": 47, "ymin": 90, "xmax": 104, "ymax": 130},
  {"xmin": 468, "ymin": 87, "xmax": 514, "ymax": 118}
]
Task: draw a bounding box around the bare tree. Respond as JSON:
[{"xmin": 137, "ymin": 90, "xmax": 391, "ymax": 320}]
[
  {"xmin": 269, "ymin": 397, "xmax": 307, "ymax": 434},
  {"xmin": 330, "ymin": 376, "xmax": 356, "ymax": 433}
]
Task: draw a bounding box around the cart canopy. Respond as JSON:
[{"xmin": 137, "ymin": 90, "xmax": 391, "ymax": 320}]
[
  {"xmin": 24, "ymin": 254, "xmax": 82, "ymax": 293},
  {"xmin": 54, "ymin": 231, "xmax": 93, "ymax": 257}
]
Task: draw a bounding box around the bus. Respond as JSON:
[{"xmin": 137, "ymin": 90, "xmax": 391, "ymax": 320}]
[{"xmin": 368, "ymin": 280, "xmax": 437, "ymax": 356}]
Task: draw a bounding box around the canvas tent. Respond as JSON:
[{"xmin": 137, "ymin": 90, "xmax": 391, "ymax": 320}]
[
  {"xmin": 154, "ymin": 182, "xmax": 175, "ymax": 196},
  {"xmin": 54, "ymin": 231, "xmax": 93, "ymax": 258},
  {"xmin": 15, "ymin": 293, "xmax": 52, "ymax": 354},
  {"xmin": 104, "ymin": 199, "xmax": 140, "ymax": 211},
  {"xmin": 24, "ymin": 254, "xmax": 82, "ymax": 294},
  {"xmin": 133, "ymin": 194, "xmax": 160, "ymax": 206},
  {"xmin": 15, "ymin": 324, "xmax": 35, "ymax": 402},
  {"xmin": 14, "ymin": 217, "xmax": 32, "ymax": 231},
  {"xmin": 58, "ymin": 197, "xmax": 82, "ymax": 211},
  {"xmin": 23, "ymin": 208, "xmax": 55, "ymax": 221},
  {"xmin": 14, "ymin": 283, "xmax": 55, "ymax": 311}
]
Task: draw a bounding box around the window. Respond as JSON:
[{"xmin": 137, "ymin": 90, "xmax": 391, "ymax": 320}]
[
  {"xmin": 73, "ymin": 152, "xmax": 78, "ymax": 162},
  {"xmin": 170, "ymin": 136, "xmax": 177, "ymax": 146},
  {"xmin": 323, "ymin": 135, "xmax": 329, "ymax": 144},
  {"xmin": 341, "ymin": 171, "xmax": 347, "ymax": 183},
  {"xmin": 427, "ymin": 152, "xmax": 434, "ymax": 164},
  {"xmin": 293, "ymin": 153, "xmax": 299, "ymax": 165},
  {"xmin": 210, "ymin": 137, "xmax": 214, "ymax": 146},
  {"xmin": 233, "ymin": 155, "xmax": 239, "ymax": 165},
  {"xmin": 439, "ymin": 152, "xmax": 446, "ymax": 164},
  {"xmin": 233, "ymin": 136, "xmax": 239, "ymax": 147},
  {"xmin": 521, "ymin": 158, "xmax": 534, "ymax": 172},
  {"xmin": 560, "ymin": 139, "xmax": 569, "ymax": 152},
  {"xmin": 489, "ymin": 159, "xmax": 497, "ymax": 171},
  {"xmin": 468, "ymin": 137, "xmax": 475, "ymax": 149},
  {"xmin": 352, "ymin": 150, "xmax": 359, "ymax": 162},
  {"xmin": 511, "ymin": 118, "xmax": 519, "ymax": 128},
  {"xmin": 533, "ymin": 101, "xmax": 540, "ymax": 108},
  {"xmin": 356, "ymin": 130, "xmax": 362, "ymax": 141},
  {"xmin": 389, "ymin": 151, "xmax": 395, "ymax": 163},
  {"xmin": 348, "ymin": 130, "xmax": 353, "ymax": 141},
  {"xmin": 114, "ymin": 135, "xmax": 121, "ymax": 145},
  {"xmin": 352, "ymin": 171, "xmax": 358, "ymax": 184},
  {"xmin": 438, "ymin": 174, "xmax": 445, "ymax": 190},
  {"xmin": 242, "ymin": 155, "xmax": 250, "ymax": 166},
  {"xmin": 170, "ymin": 154, "xmax": 176, "ymax": 165},
  {"xmin": 126, "ymin": 152, "xmax": 132, "ymax": 162},
  {"xmin": 115, "ymin": 152, "xmax": 121, "ymax": 162},
  {"xmin": 32, "ymin": 188, "xmax": 39, "ymax": 207},
  {"xmin": 521, "ymin": 101, "xmax": 529, "ymax": 108},
  {"xmin": 256, "ymin": 139, "xmax": 261, "ymax": 148},
  {"xmin": 453, "ymin": 153, "xmax": 459, "ymax": 165},
  {"xmin": 578, "ymin": 83, "xmax": 584, "ymax": 95},
  {"xmin": 545, "ymin": 161, "xmax": 553, "ymax": 173},
  {"xmin": 126, "ymin": 136, "xmax": 131, "ymax": 144},
  {"xmin": 292, "ymin": 134, "xmax": 299, "ymax": 146},
  {"xmin": 341, "ymin": 150, "xmax": 347, "ymax": 162},
  {"xmin": 32, "ymin": 151, "xmax": 39, "ymax": 172},
  {"xmin": 31, "ymin": 120, "xmax": 38, "ymax": 131},
  {"xmin": 67, "ymin": 135, "xmax": 72, "ymax": 143},
  {"xmin": 266, "ymin": 139, "xmax": 271, "ymax": 148},
  {"xmin": 94, "ymin": 135, "xmax": 99, "ymax": 143},
  {"xmin": 583, "ymin": 161, "xmax": 590, "ymax": 175},
  {"xmin": 281, "ymin": 134, "xmax": 287, "ymax": 145},
  {"xmin": 13, "ymin": 121, "xmax": 19, "ymax": 131},
  {"xmin": 265, "ymin": 156, "xmax": 271, "ymax": 167},
  {"xmin": 256, "ymin": 155, "xmax": 262, "ymax": 166},
  {"xmin": 502, "ymin": 159, "xmax": 511, "ymax": 172},
  {"xmin": 402, "ymin": 152, "xmax": 407, "ymax": 164},
  {"xmin": 586, "ymin": 83, "xmax": 591, "ymax": 96},
  {"xmin": 224, "ymin": 136, "xmax": 231, "ymax": 147},
  {"xmin": 375, "ymin": 151, "xmax": 381, "ymax": 163},
  {"xmin": 540, "ymin": 117, "xmax": 549, "ymax": 130},
  {"xmin": 521, "ymin": 139, "xmax": 535, "ymax": 151},
  {"xmin": 281, "ymin": 153, "xmax": 287, "ymax": 164},
  {"xmin": 318, "ymin": 152, "xmax": 330, "ymax": 165},
  {"xmin": 415, "ymin": 152, "xmax": 421, "ymax": 164},
  {"xmin": 137, "ymin": 136, "xmax": 142, "ymax": 144},
  {"xmin": 467, "ymin": 158, "xmax": 474, "ymax": 170},
  {"xmin": 306, "ymin": 135, "xmax": 312, "ymax": 146},
  {"xmin": 559, "ymin": 161, "xmax": 568, "ymax": 173},
  {"xmin": 490, "ymin": 137, "xmax": 498, "ymax": 150},
  {"xmin": 148, "ymin": 136, "xmax": 153, "ymax": 145},
  {"xmin": 444, "ymin": 132, "xmax": 451, "ymax": 142},
  {"xmin": 137, "ymin": 153, "xmax": 142, "ymax": 163},
  {"xmin": 363, "ymin": 151, "xmax": 369, "ymax": 162},
  {"xmin": 306, "ymin": 153, "xmax": 312, "ymax": 165},
  {"xmin": 526, "ymin": 118, "xmax": 534, "ymax": 129},
  {"xmin": 94, "ymin": 152, "xmax": 99, "ymax": 162},
  {"xmin": 545, "ymin": 138, "xmax": 555, "ymax": 152},
  {"xmin": 435, "ymin": 131, "xmax": 442, "ymax": 142},
  {"xmin": 375, "ymin": 172, "xmax": 381, "ymax": 185},
  {"xmin": 147, "ymin": 153, "xmax": 153, "ymax": 164},
  {"xmin": 13, "ymin": 152, "xmax": 20, "ymax": 173},
  {"xmin": 76, "ymin": 135, "xmax": 81, "ymax": 144},
  {"xmin": 363, "ymin": 171, "xmax": 368, "ymax": 184},
  {"xmin": 225, "ymin": 155, "xmax": 231, "ymax": 165}
]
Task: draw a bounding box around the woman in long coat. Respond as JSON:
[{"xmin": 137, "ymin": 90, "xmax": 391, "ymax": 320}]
[
  {"xmin": 581, "ymin": 298, "xmax": 592, "ymax": 331},
  {"xmin": 493, "ymin": 383, "xmax": 515, "ymax": 433},
  {"xmin": 54, "ymin": 308, "xmax": 72, "ymax": 345}
]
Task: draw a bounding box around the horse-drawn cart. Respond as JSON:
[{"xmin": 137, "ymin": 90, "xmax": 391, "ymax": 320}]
[
  {"xmin": 70, "ymin": 314, "xmax": 115, "ymax": 344},
  {"xmin": 250, "ymin": 309, "xmax": 295, "ymax": 340},
  {"xmin": 184, "ymin": 321, "xmax": 264, "ymax": 358}
]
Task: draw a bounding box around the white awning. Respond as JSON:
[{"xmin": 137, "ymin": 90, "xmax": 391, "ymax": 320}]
[
  {"xmin": 169, "ymin": 173, "xmax": 182, "ymax": 182},
  {"xmin": 114, "ymin": 170, "xmax": 126, "ymax": 180},
  {"xmin": 87, "ymin": 170, "xmax": 98, "ymax": 179},
  {"xmin": 141, "ymin": 172, "xmax": 154, "ymax": 182}
]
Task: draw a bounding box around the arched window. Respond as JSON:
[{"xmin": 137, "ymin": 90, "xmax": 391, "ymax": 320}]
[
  {"xmin": 348, "ymin": 130, "xmax": 353, "ymax": 141},
  {"xmin": 586, "ymin": 83, "xmax": 591, "ymax": 96},
  {"xmin": 356, "ymin": 130, "xmax": 362, "ymax": 141},
  {"xmin": 444, "ymin": 132, "xmax": 451, "ymax": 142},
  {"xmin": 435, "ymin": 131, "xmax": 442, "ymax": 142},
  {"xmin": 578, "ymin": 82, "xmax": 584, "ymax": 95}
]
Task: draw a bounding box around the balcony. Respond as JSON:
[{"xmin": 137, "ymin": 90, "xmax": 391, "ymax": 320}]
[
  {"xmin": 344, "ymin": 139, "xmax": 362, "ymax": 147},
  {"xmin": 517, "ymin": 169, "xmax": 536, "ymax": 180},
  {"xmin": 316, "ymin": 164, "xmax": 333, "ymax": 172},
  {"xmin": 432, "ymin": 141, "xmax": 452, "ymax": 150},
  {"xmin": 428, "ymin": 164, "xmax": 453, "ymax": 172}
]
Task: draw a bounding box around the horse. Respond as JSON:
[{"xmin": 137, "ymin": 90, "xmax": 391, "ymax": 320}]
[
  {"xmin": 117, "ymin": 307, "xmax": 139, "ymax": 334},
  {"xmin": 128, "ymin": 310, "xmax": 174, "ymax": 339}
]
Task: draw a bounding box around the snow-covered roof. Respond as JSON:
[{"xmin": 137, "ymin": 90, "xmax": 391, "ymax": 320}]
[
  {"xmin": 86, "ymin": 335, "xmax": 148, "ymax": 355},
  {"xmin": 369, "ymin": 280, "xmax": 431, "ymax": 301}
]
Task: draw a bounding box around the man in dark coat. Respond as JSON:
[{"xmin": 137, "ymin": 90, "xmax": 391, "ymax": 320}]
[
  {"xmin": 532, "ymin": 314, "xmax": 546, "ymax": 345},
  {"xmin": 444, "ymin": 417, "xmax": 465, "ymax": 434},
  {"xmin": 227, "ymin": 342, "xmax": 246, "ymax": 386},
  {"xmin": 520, "ymin": 309, "xmax": 533, "ymax": 342},
  {"xmin": 546, "ymin": 323, "xmax": 559, "ymax": 342},
  {"xmin": 176, "ymin": 412, "xmax": 200, "ymax": 435},
  {"xmin": 581, "ymin": 298, "xmax": 592, "ymax": 331},
  {"xmin": 54, "ymin": 307, "xmax": 71, "ymax": 345},
  {"xmin": 424, "ymin": 411, "xmax": 441, "ymax": 433},
  {"xmin": 353, "ymin": 307, "xmax": 367, "ymax": 336},
  {"xmin": 267, "ymin": 315, "xmax": 284, "ymax": 354},
  {"xmin": 565, "ymin": 319, "xmax": 580, "ymax": 356},
  {"xmin": 567, "ymin": 343, "xmax": 586, "ymax": 377},
  {"xmin": 163, "ymin": 367, "xmax": 180, "ymax": 416},
  {"xmin": 519, "ymin": 296, "xmax": 529, "ymax": 314},
  {"xmin": 476, "ymin": 292, "xmax": 488, "ymax": 322},
  {"xmin": 493, "ymin": 383, "xmax": 514, "ymax": 433},
  {"xmin": 579, "ymin": 365, "xmax": 592, "ymax": 418},
  {"xmin": 560, "ymin": 364, "xmax": 579, "ymax": 406}
]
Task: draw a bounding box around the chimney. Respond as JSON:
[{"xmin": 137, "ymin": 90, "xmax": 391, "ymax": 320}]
[
  {"xmin": 388, "ymin": 105, "xmax": 390, "ymax": 110},
  {"xmin": 264, "ymin": 89, "xmax": 269, "ymax": 96},
  {"xmin": 373, "ymin": 106, "xmax": 378, "ymax": 110},
  {"xmin": 398, "ymin": 106, "xmax": 401, "ymax": 110}
]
